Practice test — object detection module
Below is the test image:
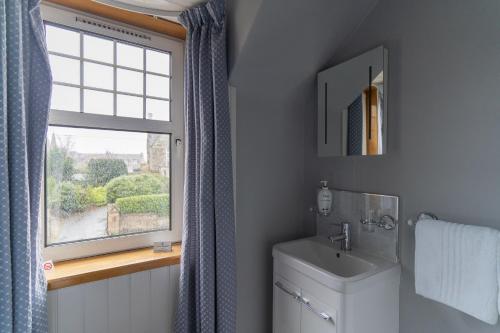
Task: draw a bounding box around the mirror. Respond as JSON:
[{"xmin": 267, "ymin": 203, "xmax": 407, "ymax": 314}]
[{"xmin": 317, "ymin": 46, "xmax": 387, "ymax": 157}]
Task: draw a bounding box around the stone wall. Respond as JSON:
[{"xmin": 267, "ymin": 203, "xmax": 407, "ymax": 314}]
[{"xmin": 107, "ymin": 204, "xmax": 168, "ymax": 235}]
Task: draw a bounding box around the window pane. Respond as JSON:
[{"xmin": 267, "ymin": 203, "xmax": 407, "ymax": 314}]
[
  {"xmin": 46, "ymin": 126, "xmax": 171, "ymax": 245},
  {"xmin": 117, "ymin": 69, "xmax": 143, "ymax": 94},
  {"xmin": 84, "ymin": 89, "xmax": 113, "ymax": 115},
  {"xmin": 84, "ymin": 62, "xmax": 113, "ymax": 90},
  {"xmin": 146, "ymin": 99, "xmax": 170, "ymax": 121},
  {"xmin": 84, "ymin": 35, "xmax": 113, "ymax": 64},
  {"xmin": 117, "ymin": 42, "xmax": 143, "ymax": 69},
  {"xmin": 51, "ymin": 85, "xmax": 80, "ymax": 112},
  {"xmin": 146, "ymin": 74, "xmax": 169, "ymax": 99},
  {"xmin": 146, "ymin": 49, "xmax": 170, "ymax": 75},
  {"xmin": 49, "ymin": 55, "xmax": 80, "ymax": 85},
  {"xmin": 46, "ymin": 25, "xmax": 80, "ymax": 57},
  {"xmin": 117, "ymin": 94, "xmax": 143, "ymax": 118}
]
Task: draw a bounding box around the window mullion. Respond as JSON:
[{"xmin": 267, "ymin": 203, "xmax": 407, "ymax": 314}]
[
  {"xmin": 143, "ymin": 48, "xmax": 147, "ymax": 120},
  {"xmin": 49, "ymin": 110, "xmax": 175, "ymax": 134},
  {"xmin": 79, "ymin": 31, "xmax": 84, "ymax": 113},
  {"xmin": 113, "ymin": 41, "xmax": 117, "ymax": 116}
]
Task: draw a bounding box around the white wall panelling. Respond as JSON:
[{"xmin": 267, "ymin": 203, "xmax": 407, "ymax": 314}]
[{"xmin": 48, "ymin": 265, "xmax": 180, "ymax": 333}]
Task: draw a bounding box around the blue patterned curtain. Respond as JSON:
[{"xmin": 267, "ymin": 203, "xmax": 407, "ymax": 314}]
[
  {"xmin": 0, "ymin": 1, "xmax": 52, "ymax": 332},
  {"xmin": 176, "ymin": 0, "xmax": 236, "ymax": 332}
]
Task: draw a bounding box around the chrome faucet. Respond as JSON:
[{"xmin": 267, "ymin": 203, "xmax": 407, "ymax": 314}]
[{"xmin": 328, "ymin": 222, "xmax": 352, "ymax": 251}]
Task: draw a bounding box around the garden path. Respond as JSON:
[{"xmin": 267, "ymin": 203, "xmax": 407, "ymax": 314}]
[{"xmin": 57, "ymin": 206, "xmax": 108, "ymax": 243}]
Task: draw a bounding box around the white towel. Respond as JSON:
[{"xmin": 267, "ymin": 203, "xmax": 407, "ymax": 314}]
[{"xmin": 415, "ymin": 219, "xmax": 500, "ymax": 325}]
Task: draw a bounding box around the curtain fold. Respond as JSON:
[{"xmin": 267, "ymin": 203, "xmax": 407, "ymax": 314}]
[
  {"xmin": 0, "ymin": 0, "xmax": 52, "ymax": 332},
  {"xmin": 176, "ymin": 0, "xmax": 236, "ymax": 332}
]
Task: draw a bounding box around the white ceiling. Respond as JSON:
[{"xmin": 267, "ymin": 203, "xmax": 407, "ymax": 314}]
[{"xmin": 94, "ymin": 0, "xmax": 205, "ymax": 18}]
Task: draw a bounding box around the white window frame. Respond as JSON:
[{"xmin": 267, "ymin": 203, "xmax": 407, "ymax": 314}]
[{"xmin": 41, "ymin": 3, "xmax": 184, "ymax": 261}]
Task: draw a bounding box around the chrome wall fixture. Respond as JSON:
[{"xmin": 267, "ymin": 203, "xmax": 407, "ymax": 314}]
[
  {"xmin": 407, "ymin": 212, "xmax": 439, "ymax": 227},
  {"xmin": 360, "ymin": 214, "xmax": 396, "ymax": 230}
]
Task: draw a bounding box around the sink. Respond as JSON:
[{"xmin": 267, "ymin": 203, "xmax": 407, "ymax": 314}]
[
  {"xmin": 273, "ymin": 236, "xmax": 401, "ymax": 332},
  {"xmin": 275, "ymin": 237, "xmax": 376, "ymax": 277},
  {"xmin": 272, "ymin": 236, "xmax": 400, "ymax": 293}
]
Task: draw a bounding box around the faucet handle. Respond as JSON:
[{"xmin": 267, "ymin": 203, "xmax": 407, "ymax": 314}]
[
  {"xmin": 330, "ymin": 222, "xmax": 351, "ymax": 236},
  {"xmin": 342, "ymin": 222, "xmax": 351, "ymax": 233},
  {"xmin": 328, "ymin": 222, "xmax": 351, "ymax": 251}
]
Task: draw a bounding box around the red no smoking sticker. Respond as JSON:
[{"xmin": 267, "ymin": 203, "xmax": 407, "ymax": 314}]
[{"xmin": 43, "ymin": 260, "xmax": 54, "ymax": 271}]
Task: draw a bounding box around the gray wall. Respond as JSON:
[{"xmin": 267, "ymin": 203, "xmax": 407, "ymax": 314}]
[
  {"xmin": 227, "ymin": 0, "xmax": 377, "ymax": 331},
  {"xmin": 304, "ymin": 0, "xmax": 500, "ymax": 332}
]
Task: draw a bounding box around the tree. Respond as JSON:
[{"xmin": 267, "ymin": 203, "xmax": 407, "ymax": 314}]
[
  {"xmin": 47, "ymin": 146, "xmax": 75, "ymax": 181},
  {"xmin": 87, "ymin": 159, "xmax": 128, "ymax": 186},
  {"xmin": 54, "ymin": 181, "xmax": 89, "ymax": 214}
]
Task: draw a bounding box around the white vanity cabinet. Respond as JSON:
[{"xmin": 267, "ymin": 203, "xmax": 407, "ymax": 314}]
[
  {"xmin": 273, "ymin": 273, "xmax": 338, "ymax": 333},
  {"xmin": 272, "ymin": 237, "xmax": 400, "ymax": 333},
  {"xmin": 273, "ymin": 276, "xmax": 338, "ymax": 333},
  {"xmin": 273, "ymin": 278, "xmax": 302, "ymax": 333}
]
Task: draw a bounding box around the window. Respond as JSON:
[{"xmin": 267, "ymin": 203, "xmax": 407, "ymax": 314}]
[
  {"xmin": 42, "ymin": 5, "xmax": 184, "ymax": 261},
  {"xmin": 46, "ymin": 24, "xmax": 172, "ymax": 120}
]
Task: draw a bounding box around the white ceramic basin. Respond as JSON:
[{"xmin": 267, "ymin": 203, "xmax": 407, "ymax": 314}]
[{"xmin": 273, "ymin": 236, "xmax": 400, "ymax": 293}]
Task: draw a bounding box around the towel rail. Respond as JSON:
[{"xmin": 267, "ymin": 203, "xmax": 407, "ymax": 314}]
[{"xmin": 407, "ymin": 212, "xmax": 438, "ymax": 227}]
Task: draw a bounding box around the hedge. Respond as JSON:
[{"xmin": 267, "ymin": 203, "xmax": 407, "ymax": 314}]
[
  {"xmin": 105, "ymin": 174, "xmax": 167, "ymax": 203},
  {"xmin": 116, "ymin": 194, "xmax": 169, "ymax": 215}
]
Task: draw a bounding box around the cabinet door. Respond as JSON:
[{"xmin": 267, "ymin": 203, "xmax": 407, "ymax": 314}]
[
  {"xmin": 300, "ymin": 292, "xmax": 337, "ymax": 333},
  {"xmin": 273, "ymin": 278, "xmax": 301, "ymax": 333}
]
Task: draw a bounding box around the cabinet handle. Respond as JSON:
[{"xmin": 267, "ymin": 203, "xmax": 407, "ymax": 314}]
[
  {"xmin": 275, "ymin": 281, "xmax": 301, "ymax": 300},
  {"xmin": 300, "ymin": 297, "xmax": 335, "ymax": 324},
  {"xmin": 275, "ymin": 281, "xmax": 335, "ymax": 325}
]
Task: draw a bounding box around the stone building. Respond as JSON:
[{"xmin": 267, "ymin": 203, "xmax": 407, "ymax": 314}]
[{"xmin": 147, "ymin": 134, "xmax": 169, "ymax": 176}]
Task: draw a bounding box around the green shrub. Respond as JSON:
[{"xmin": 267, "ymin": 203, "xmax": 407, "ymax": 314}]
[
  {"xmin": 87, "ymin": 159, "xmax": 128, "ymax": 186},
  {"xmin": 51, "ymin": 182, "xmax": 89, "ymax": 214},
  {"xmin": 87, "ymin": 187, "xmax": 107, "ymax": 207},
  {"xmin": 116, "ymin": 194, "xmax": 169, "ymax": 215},
  {"xmin": 105, "ymin": 174, "xmax": 167, "ymax": 203}
]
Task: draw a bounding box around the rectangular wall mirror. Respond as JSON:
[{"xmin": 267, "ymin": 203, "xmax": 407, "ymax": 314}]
[{"xmin": 317, "ymin": 46, "xmax": 388, "ymax": 157}]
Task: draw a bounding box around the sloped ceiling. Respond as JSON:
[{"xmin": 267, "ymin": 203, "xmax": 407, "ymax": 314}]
[
  {"xmin": 226, "ymin": 0, "xmax": 264, "ymax": 71},
  {"xmin": 228, "ymin": 0, "xmax": 380, "ymax": 91}
]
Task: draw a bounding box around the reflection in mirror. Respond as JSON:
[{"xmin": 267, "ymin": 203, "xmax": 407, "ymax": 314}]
[
  {"xmin": 341, "ymin": 69, "xmax": 384, "ymax": 156},
  {"xmin": 317, "ymin": 46, "xmax": 387, "ymax": 157}
]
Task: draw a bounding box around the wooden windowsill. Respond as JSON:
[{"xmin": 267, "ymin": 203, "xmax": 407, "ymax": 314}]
[{"xmin": 45, "ymin": 244, "xmax": 181, "ymax": 291}]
